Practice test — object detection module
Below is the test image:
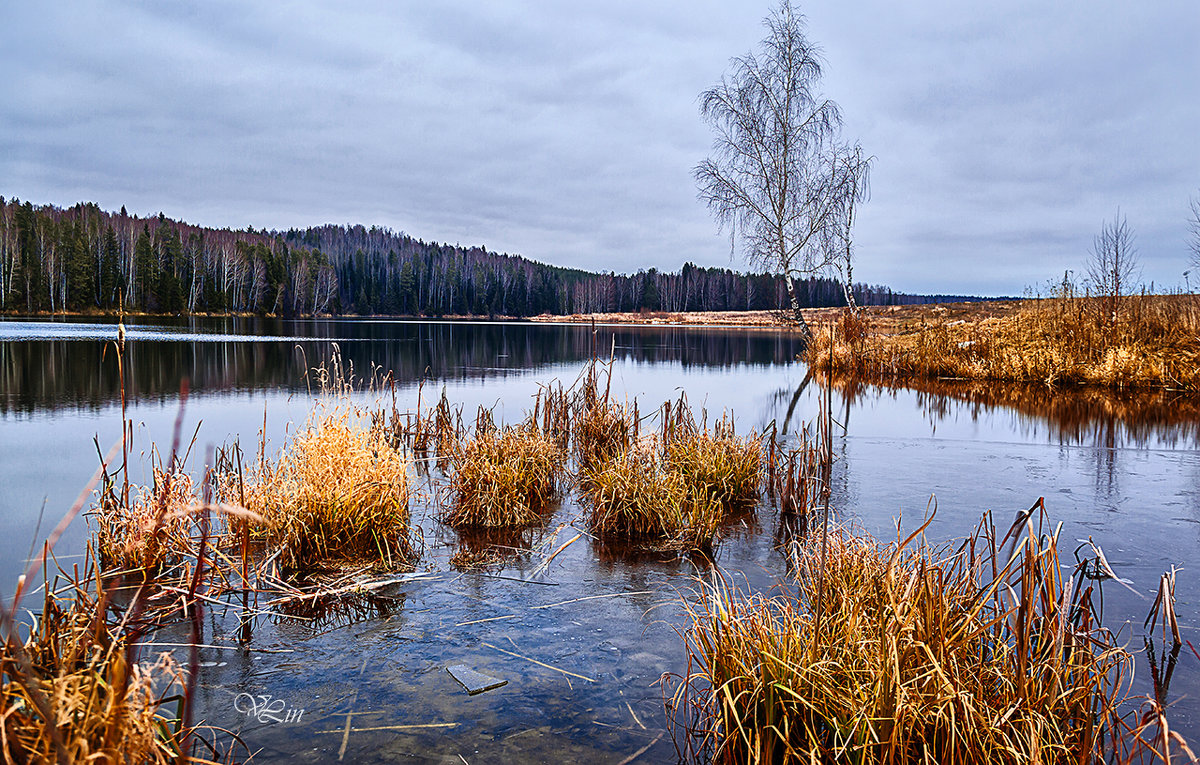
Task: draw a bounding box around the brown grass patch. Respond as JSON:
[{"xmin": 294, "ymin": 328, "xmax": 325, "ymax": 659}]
[
  {"xmin": 2, "ymin": 570, "xmax": 189, "ymax": 763},
  {"xmin": 671, "ymin": 503, "xmax": 1180, "ymax": 763},
  {"xmin": 808, "ymin": 295, "xmax": 1200, "ymax": 391},
  {"xmin": 443, "ymin": 424, "xmax": 565, "ymax": 528},
  {"xmin": 94, "ymin": 468, "xmax": 199, "ymax": 573},
  {"xmin": 239, "ymin": 404, "xmax": 413, "ymax": 573},
  {"xmin": 666, "ymin": 426, "xmax": 763, "ymax": 514}
]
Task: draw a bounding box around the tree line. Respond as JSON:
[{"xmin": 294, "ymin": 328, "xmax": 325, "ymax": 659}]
[{"xmin": 0, "ymin": 197, "xmax": 967, "ymax": 317}]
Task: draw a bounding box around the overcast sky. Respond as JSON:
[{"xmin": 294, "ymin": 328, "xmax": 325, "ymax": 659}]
[{"xmin": 2, "ymin": 1, "xmax": 1197, "ymax": 296}]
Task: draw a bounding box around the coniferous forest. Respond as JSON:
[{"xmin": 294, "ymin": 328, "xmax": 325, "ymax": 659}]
[{"xmin": 0, "ymin": 197, "xmax": 975, "ymax": 317}]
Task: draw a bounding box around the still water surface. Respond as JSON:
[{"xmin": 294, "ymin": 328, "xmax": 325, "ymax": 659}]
[{"xmin": 1, "ymin": 316, "xmax": 1197, "ymax": 762}]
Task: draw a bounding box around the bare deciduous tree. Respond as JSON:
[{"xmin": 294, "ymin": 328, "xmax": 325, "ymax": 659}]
[
  {"xmin": 1086, "ymin": 211, "xmax": 1140, "ymax": 325},
  {"xmin": 1188, "ymin": 191, "xmax": 1200, "ymax": 274},
  {"xmin": 824, "ymin": 143, "xmax": 872, "ymax": 314},
  {"xmin": 695, "ymin": 0, "xmax": 848, "ymax": 338}
]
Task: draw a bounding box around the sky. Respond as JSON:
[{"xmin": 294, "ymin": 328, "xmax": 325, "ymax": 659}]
[{"xmin": 1, "ymin": 1, "xmax": 1197, "ymax": 296}]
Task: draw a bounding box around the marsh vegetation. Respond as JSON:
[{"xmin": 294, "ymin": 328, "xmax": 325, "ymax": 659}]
[
  {"xmin": 2, "ymin": 327, "xmax": 1197, "ymax": 763},
  {"xmin": 807, "ymin": 294, "xmax": 1200, "ymax": 391}
]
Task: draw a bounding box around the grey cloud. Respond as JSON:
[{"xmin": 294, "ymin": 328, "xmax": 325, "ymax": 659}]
[{"xmin": 1, "ymin": 0, "xmax": 1196, "ymax": 296}]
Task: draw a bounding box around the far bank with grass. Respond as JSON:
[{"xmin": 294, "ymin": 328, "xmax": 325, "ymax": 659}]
[{"xmin": 807, "ymin": 295, "xmax": 1200, "ymax": 391}]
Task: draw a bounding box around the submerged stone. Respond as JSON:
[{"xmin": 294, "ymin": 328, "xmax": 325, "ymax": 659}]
[{"xmin": 447, "ymin": 664, "xmax": 507, "ymax": 695}]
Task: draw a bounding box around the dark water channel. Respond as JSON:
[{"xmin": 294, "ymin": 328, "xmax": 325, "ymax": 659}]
[{"xmin": 1, "ymin": 316, "xmax": 1198, "ymax": 763}]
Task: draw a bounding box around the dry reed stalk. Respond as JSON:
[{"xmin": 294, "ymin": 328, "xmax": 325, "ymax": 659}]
[
  {"xmin": 529, "ymin": 382, "xmax": 572, "ymax": 451},
  {"xmin": 443, "ymin": 424, "xmax": 565, "ymax": 528},
  {"xmin": 671, "ymin": 502, "xmax": 1176, "ymax": 764},
  {"xmin": 573, "ymin": 362, "xmax": 634, "ymax": 478},
  {"xmin": 94, "ymin": 468, "xmax": 199, "ymax": 573}
]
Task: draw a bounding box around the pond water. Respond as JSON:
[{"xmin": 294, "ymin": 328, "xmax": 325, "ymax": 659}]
[{"xmin": 1, "ymin": 316, "xmax": 1198, "ymax": 762}]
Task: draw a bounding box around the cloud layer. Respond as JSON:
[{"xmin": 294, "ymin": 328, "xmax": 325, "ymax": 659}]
[{"xmin": 2, "ymin": 0, "xmax": 1196, "ymax": 295}]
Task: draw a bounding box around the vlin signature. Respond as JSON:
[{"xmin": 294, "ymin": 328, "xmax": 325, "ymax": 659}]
[{"xmin": 233, "ymin": 693, "xmax": 305, "ymax": 724}]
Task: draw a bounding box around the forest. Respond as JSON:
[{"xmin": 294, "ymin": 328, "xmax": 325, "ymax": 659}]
[{"xmin": 0, "ymin": 197, "xmax": 972, "ymax": 317}]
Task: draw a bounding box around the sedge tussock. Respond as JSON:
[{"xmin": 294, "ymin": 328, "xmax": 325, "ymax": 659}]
[
  {"xmin": 666, "ymin": 429, "xmax": 763, "ymax": 514},
  {"xmin": 444, "ymin": 424, "xmax": 565, "ymax": 528},
  {"xmin": 672, "ymin": 504, "xmax": 1164, "ymax": 764},
  {"xmin": 239, "ymin": 405, "xmax": 413, "ymax": 573},
  {"xmin": 584, "ymin": 444, "xmax": 722, "ymax": 549},
  {"xmin": 2, "ymin": 575, "xmax": 188, "ymax": 763},
  {"xmin": 574, "ymin": 399, "xmax": 633, "ymax": 478},
  {"xmin": 573, "ymin": 362, "xmax": 633, "ymax": 477},
  {"xmin": 94, "ymin": 468, "xmax": 199, "ymax": 572}
]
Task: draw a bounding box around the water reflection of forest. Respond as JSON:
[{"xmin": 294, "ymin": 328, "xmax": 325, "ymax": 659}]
[
  {"xmin": 0, "ymin": 321, "xmax": 805, "ymax": 413},
  {"xmin": 830, "ymin": 375, "xmax": 1200, "ymax": 448}
]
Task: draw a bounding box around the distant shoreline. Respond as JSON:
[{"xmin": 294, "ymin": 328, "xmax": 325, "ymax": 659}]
[{"xmin": 1, "ymin": 302, "xmax": 1021, "ymax": 332}]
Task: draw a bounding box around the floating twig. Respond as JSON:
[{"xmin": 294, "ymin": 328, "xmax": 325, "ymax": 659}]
[{"xmin": 481, "ymin": 641, "xmax": 595, "ymax": 682}]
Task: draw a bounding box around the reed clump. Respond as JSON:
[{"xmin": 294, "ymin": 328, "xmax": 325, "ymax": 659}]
[
  {"xmin": 666, "ymin": 425, "xmax": 763, "ymax": 514},
  {"xmin": 240, "ymin": 405, "xmax": 413, "ymax": 572},
  {"xmin": 94, "ymin": 468, "xmax": 199, "ymax": 573},
  {"xmin": 444, "ymin": 424, "xmax": 565, "ymax": 528},
  {"xmin": 574, "ymin": 364, "xmax": 634, "ymax": 478},
  {"xmin": 585, "ymin": 445, "xmax": 692, "ymax": 538},
  {"xmin": 574, "ymin": 399, "xmax": 633, "ymax": 478},
  {"xmin": 673, "ymin": 504, "xmax": 1160, "ymax": 764},
  {"xmin": 584, "ymin": 440, "xmax": 724, "ymax": 549},
  {"xmin": 2, "ymin": 571, "xmax": 188, "ymax": 763},
  {"xmin": 809, "ymin": 295, "xmax": 1200, "ymax": 391}
]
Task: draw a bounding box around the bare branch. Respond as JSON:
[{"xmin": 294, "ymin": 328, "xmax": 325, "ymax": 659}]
[
  {"xmin": 694, "ymin": 0, "xmax": 860, "ymax": 335},
  {"xmin": 1188, "ymin": 191, "xmax": 1200, "ymax": 272}
]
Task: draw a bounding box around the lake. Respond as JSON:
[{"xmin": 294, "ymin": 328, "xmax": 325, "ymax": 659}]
[{"xmin": 1, "ymin": 316, "xmax": 1197, "ymax": 762}]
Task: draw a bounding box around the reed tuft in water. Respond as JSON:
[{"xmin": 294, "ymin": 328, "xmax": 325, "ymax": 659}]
[
  {"xmin": 239, "ymin": 404, "xmax": 413, "ymax": 572},
  {"xmin": 444, "ymin": 424, "xmax": 565, "ymax": 528},
  {"xmin": 583, "ymin": 439, "xmax": 725, "ymax": 549},
  {"xmin": 671, "ymin": 502, "xmax": 1173, "ymax": 764},
  {"xmin": 666, "ymin": 424, "xmax": 763, "ymax": 514},
  {"xmin": 95, "ymin": 467, "xmax": 199, "ymax": 573},
  {"xmin": 2, "ymin": 561, "xmax": 191, "ymax": 764}
]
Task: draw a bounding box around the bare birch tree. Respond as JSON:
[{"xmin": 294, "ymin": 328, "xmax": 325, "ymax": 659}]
[
  {"xmin": 1086, "ymin": 211, "xmax": 1140, "ymax": 325},
  {"xmin": 825, "ymin": 143, "xmax": 872, "ymax": 314},
  {"xmin": 1188, "ymin": 191, "xmax": 1200, "ymax": 274},
  {"xmin": 695, "ymin": 0, "xmax": 846, "ymax": 338}
]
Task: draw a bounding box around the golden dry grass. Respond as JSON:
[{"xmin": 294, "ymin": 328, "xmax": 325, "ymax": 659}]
[
  {"xmin": 584, "ymin": 444, "xmax": 696, "ymax": 538},
  {"xmin": 2, "ymin": 574, "xmax": 188, "ymax": 764},
  {"xmin": 239, "ymin": 404, "xmax": 413, "ymax": 572},
  {"xmin": 670, "ymin": 505, "xmax": 1173, "ymax": 764},
  {"xmin": 666, "ymin": 427, "xmax": 764, "ymax": 514},
  {"xmin": 808, "ymin": 296, "xmax": 1200, "ymax": 391},
  {"xmin": 574, "ymin": 398, "xmax": 633, "ymax": 479},
  {"xmin": 443, "ymin": 424, "xmax": 565, "ymax": 528},
  {"xmin": 94, "ymin": 468, "xmax": 199, "ymax": 573}
]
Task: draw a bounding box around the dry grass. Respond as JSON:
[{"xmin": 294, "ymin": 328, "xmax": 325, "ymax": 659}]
[
  {"xmin": 583, "ymin": 439, "xmax": 725, "ymax": 550},
  {"xmin": 443, "ymin": 424, "xmax": 566, "ymax": 528},
  {"xmin": 670, "ymin": 504, "xmax": 1180, "ymax": 764},
  {"xmin": 575, "ymin": 376, "xmax": 768, "ymax": 550},
  {"xmin": 94, "ymin": 468, "xmax": 199, "ymax": 572},
  {"xmin": 666, "ymin": 425, "xmax": 763, "ymax": 514},
  {"xmin": 584, "ymin": 445, "xmax": 695, "ymax": 538},
  {"xmin": 239, "ymin": 404, "xmax": 413, "ymax": 573},
  {"xmin": 574, "ymin": 397, "xmax": 634, "ymax": 479},
  {"xmin": 2, "ymin": 569, "xmax": 189, "ymax": 764},
  {"xmin": 808, "ymin": 295, "xmax": 1200, "ymax": 391}
]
